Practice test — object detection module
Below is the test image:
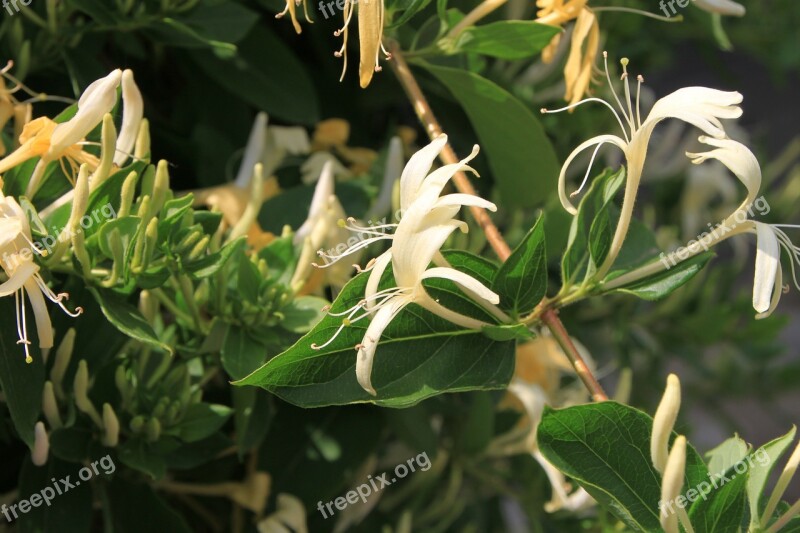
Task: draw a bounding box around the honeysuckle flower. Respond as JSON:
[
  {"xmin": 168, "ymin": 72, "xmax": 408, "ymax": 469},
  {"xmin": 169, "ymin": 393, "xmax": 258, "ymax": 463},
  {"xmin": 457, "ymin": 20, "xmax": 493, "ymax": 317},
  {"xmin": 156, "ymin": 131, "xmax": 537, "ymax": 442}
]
[
  {"xmin": 291, "ymin": 161, "xmax": 354, "ymax": 291},
  {"xmin": 276, "ymin": 0, "xmax": 312, "ymax": 34},
  {"xmin": 0, "ymin": 62, "xmax": 33, "ymax": 157},
  {"xmin": 0, "ymin": 69, "xmax": 143, "ymax": 197},
  {"xmin": 562, "ymin": 9, "xmax": 600, "ymax": 107},
  {"xmin": 257, "ymin": 494, "xmax": 308, "ymax": 533},
  {"xmin": 311, "ymin": 135, "xmax": 501, "ymax": 395},
  {"xmin": 694, "ymin": 0, "xmax": 745, "ymax": 17},
  {"xmin": 543, "ymin": 54, "xmax": 743, "ymax": 278},
  {"xmin": 0, "ymin": 194, "xmax": 82, "ymax": 362},
  {"xmin": 334, "ymin": 0, "xmax": 390, "ymax": 88}
]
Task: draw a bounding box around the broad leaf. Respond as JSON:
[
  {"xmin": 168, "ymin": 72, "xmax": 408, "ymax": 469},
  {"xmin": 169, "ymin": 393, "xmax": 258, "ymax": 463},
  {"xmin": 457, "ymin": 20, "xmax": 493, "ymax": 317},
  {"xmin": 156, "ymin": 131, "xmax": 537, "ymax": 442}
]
[
  {"xmin": 746, "ymin": 427, "xmax": 797, "ymax": 528},
  {"xmin": 608, "ymin": 252, "xmax": 714, "ymax": 301},
  {"xmin": 538, "ymin": 402, "xmax": 708, "ymax": 532},
  {"xmin": 450, "ymin": 21, "xmax": 561, "ymax": 59},
  {"xmin": 88, "ymin": 288, "xmax": 173, "ymax": 355},
  {"xmin": 492, "ymin": 214, "xmax": 546, "ymax": 316},
  {"xmin": 418, "ymin": 62, "xmax": 559, "ymax": 207},
  {"xmin": 688, "ymin": 463, "xmax": 748, "ymax": 533}
]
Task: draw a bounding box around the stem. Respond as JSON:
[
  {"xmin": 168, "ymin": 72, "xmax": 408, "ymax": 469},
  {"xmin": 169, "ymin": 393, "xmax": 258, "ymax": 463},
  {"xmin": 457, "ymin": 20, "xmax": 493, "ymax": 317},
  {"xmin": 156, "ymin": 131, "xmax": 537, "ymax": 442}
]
[
  {"xmin": 388, "ymin": 42, "xmax": 511, "ymax": 262},
  {"xmin": 541, "ymin": 308, "xmax": 608, "ymax": 401},
  {"xmin": 766, "ymin": 499, "xmax": 800, "ymax": 533},
  {"xmin": 445, "ymin": 0, "xmax": 508, "ymax": 40},
  {"xmin": 390, "ymin": 42, "xmax": 608, "ymax": 402}
]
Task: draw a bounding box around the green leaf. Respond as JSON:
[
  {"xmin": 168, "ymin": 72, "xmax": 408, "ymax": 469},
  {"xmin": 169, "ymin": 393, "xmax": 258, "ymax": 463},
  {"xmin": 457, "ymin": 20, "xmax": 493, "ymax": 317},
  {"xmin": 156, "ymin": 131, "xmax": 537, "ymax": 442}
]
[
  {"xmin": 17, "ymin": 457, "xmax": 93, "ymax": 533},
  {"xmin": 235, "ymin": 251, "xmax": 515, "ymax": 408},
  {"xmin": 388, "ymin": 0, "xmax": 435, "ymax": 27},
  {"xmin": 88, "ymin": 287, "xmax": 173, "ymax": 355},
  {"xmin": 221, "ymin": 324, "xmax": 270, "ymax": 380},
  {"xmin": 0, "ymin": 298, "xmax": 44, "ymax": 447},
  {"xmin": 561, "ymin": 167, "xmax": 625, "ymax": 285},
  {"xmin": 537, "ymin": 402, "xmax": 708, "ymax": 532},
  {"xmin": 688, "ymin": 463, "xmax": 748, "ymax": 533},
  {"xmin": 189, "ymin": 25, "xmax": 319, "ymax": 125},
  {"xmin": 481, "ymin": 323, "xmax": 533, "ymax": 342},
  {"xmin": 492, "ymin": 215, "xmax": 546, "ymax": 315},
  {"xmin": 450, "ymin": 21, "xmax": 561, "ymax": 59},
  {"xmin": 609, "ymin": 252, "xmax": 715, "ymax": 301},
  {"xmin": 106, "ymin": 477, "xmax": 192, "ymax": 533},
  {"xmin": 185, "ymin": 236, "xmax": 245, "ymax": 280},
  {"xmin": 173, "ymin": 403, "xmax": 232, "ymax": 443},
  {"xmin": 281, "ymin": 295, "xmax": 329, "ymax": 334},
  {"xmin": 118, "ymin": 439, "xmax": 167, "ymax": 479},
  {"xmin": 418, "ymin": 62, "xmax": 559, "ymax": 207},
  {"xmin": 705, "ymin": 436, "xmax": 749, "ymax": 480},
  {"xmin": 747, "ymin": 427, "xmax": 797, "ymax": 528},
  {"xmin": 232, "ymin": 387, "xmax": 273, "ymax": 456}
]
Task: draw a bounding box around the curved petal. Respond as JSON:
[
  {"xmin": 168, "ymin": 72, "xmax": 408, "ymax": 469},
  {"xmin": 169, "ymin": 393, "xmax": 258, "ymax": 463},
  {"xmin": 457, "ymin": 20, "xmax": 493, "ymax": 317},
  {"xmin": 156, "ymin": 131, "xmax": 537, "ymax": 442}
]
[
  {"xmin": 645, "ymin": 87, "xmax": 743, "ymax": 140},
  {"xmin": 114, "ymin": 70, "xmax": 144, "ymax": 167},
  {"xmin": 414, "ymin": 290, "xmax": 488, "ymax": 329},
  {"xmin": 686, "ymin": 136, "xmax": 761, "ymax": 221},
  {"xmin": 753, "ymin": 222, "xmax": 781, "ymax": 314},
  {"xmin": 392, "ymin": 219, "xmax": 465, "ymax": 286},
  {"xmin": 400, "ymin": 134, "xmax": 447, "ymax": 209},
  {"xmin": 419, "ymin": 144, "xmax": 480, "ymax": 200},
  {"xmin": 421, "ymin": 266, "xmax": 500, "ymax": 304},
  {"xmin": 235, "ymin": 113, "xmax": 268, "ymax": 188},
  {"xmin": 294, "ymin": 161, "xmax": 335, "ymax": 245},
  {"xmin": 364, "ymin": 250, "xmax": 392, "ymax": 311},
  {"xmin": 557, "ymin": 134, "xmax": 627, "ymax": 214},
  {"xmin": 0, "ymin": 217, "xmax": 23, "ymax": 248},
  {"xmin": 25, "ymin": 278, "xmax": 53, "ymax": 349},
  {"xmin": 693, "ymin": 0, "xmax": 745, "ymax": 16},
  {"xmin": 356, "ymin": 296, "xmax": 408, "ymax": 395},
  {"xmin": 49, "ymin": 70, "xmax": 122, "ymax": 157},
  {"xmin": 0, "ymin": 261, "xmax": 38, "ymax": 296},
  {"xmin": 434, "ymin": 193, "xmax": 497, "ymax": 212}
]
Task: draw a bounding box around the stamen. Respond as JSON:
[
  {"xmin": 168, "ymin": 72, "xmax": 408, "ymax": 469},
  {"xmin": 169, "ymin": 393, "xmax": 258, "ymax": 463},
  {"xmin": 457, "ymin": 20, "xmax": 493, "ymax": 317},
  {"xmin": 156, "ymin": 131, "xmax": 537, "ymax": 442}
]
[
  {"xmin": 542, "ymin": 97, "xmax": 631, "ymax": 143},
  {"xmin": 620, "ymin": 58, "xmax": 636, "ymax": 133},
  {"xmin": 636, "ymin": 75, "xmax": 644, "ymax": 129},
  {"xmin": 571, "ymin": 140, "xmax": 609, "ymax": 198},
  {"xmin": 603, "ymin": 51, "xmax": 632, "ymax": 138}
]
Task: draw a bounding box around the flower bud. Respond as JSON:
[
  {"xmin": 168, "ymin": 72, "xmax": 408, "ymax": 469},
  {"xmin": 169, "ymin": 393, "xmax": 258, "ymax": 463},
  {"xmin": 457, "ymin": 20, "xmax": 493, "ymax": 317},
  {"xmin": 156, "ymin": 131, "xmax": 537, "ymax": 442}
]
[
  {"xmin": 90, "ymin": 113, "xmax": 117, "ymax": 189},
  {"xmin": 660, "ymin": 435, "xmax": 687, "ymax": 533},
  {"xmin": 144, "ymin": 417, "xmax": 161, "ymax": 443},
  {"xmin": 118, "ymin": 171, "xmax": 139, "ymax": 218},
  {"xmin": 652, "ymin": 374, "xmax": 681, "ymax": 473},
  {"xmin": 102, "ymin": 403, "xmax": 120, "ymax": 447},
  {"xmin": 42, "ymin": 381, "xmax": 63, "ymax": 429},
  {"xmin": 32, "ymin": 422, "xmax": 49, "ymax": 467},
  {"xmin": 134, "ymin": 118, "xmax": 150, "ymax": 162},
  {"xmin": 50, "ymin": 328, "xmax": 76, "ymax": 400},
  {"xmin": 74, "ymin": 360, "xmax": 103, "ymax": 427}
]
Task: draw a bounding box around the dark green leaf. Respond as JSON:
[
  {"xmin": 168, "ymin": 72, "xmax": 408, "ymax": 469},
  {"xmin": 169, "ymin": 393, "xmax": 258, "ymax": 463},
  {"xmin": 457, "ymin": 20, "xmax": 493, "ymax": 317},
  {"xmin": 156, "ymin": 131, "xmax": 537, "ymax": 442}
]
[
  {"xmin": 418, "ymin": 62, "xmax": 559, "ymax": 207},
  {"xmin": 450, "ymin": 21, "xmax": 561, "ymax": 59},
  {"xmin": 173, "ymin": 403, "xmax": 232, "ymax": 443},
  {"xmin": 17, "ymin": 457, "xmax": 93, "ymax": 533},
  {"xmin": 747, "ymin": 427, "xmax": 797, "ymax": 529},
  {"xmin": 88, "ymin": 287, "xmax": 173, "ymax": 355},
  {"xmin": 492, "ymin": 215, "xmax": 546, "ymax": 315},
  {"xmin": 688, "ymin": 463, "xmax": 748, "ymax": 533},
  {"xmin": 608, "ymin": 252, "xmax": 714, "ymax": 301}
]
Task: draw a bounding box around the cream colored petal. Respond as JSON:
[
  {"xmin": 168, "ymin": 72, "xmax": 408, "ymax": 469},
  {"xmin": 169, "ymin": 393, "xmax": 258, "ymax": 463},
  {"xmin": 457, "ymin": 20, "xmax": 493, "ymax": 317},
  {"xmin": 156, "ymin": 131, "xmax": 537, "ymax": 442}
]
[
  {"xmin": 49, "ymin": 70, "xmax": 122, "ymax": 157},
  {"xmin": 294, "ymin": 161, "xmax": 336, "ymax": 245},
  {"xmin": 419, "ymin": 144, "xmax": 480, "ymax": 199},
  {"xmin": 235, "ymin": 113, "xmax": 268, "ymax": 188},
  {"xmin": 26, "ymin": 278, "xmax": 54, "ymax": 349},
  {"xmin": 756, "ymin": 259, "xmax": 782, "ymax": 320},
  {"xmin": 645, "ymin": 87, "xmax": 743, "ymax": 140},
  {"xmin": 364, "ymin": 250, "xmax": 392, "ymax": 311},
  {"xmin": 434, "ymin": 193, "xmax": 497, "ymax": 212},
  {"xmin": 753, "ymin": 222, "xmax": 781, "ymax": 314},
  {"xmin": 421, "ymin": 266, "xmax": 500, "ymax": 304},
  {"xmin": 557, "ymin": 134, "xmax": 628, "ymax": 214},
  {"xmin": 651, "ymin": 374, "xmax": 681, "ymax": 474},
  {"xmin": 0, "ymin": 217, "xmax": 23, "ymax": 248},
  {"xmin": 400, "ymin": 134, "xmax": 448, "ymax": 209},
  {"xmin": 357, "ymin": 297, "xmax": 408, "ymax": 395},
  {"xmin": 693, "ymin": 0, "xmax": 745, "ymax": 16},
  {"xmin": 114, "ymin": 70, "xmax": 143, "ymax": 166},
  {"xmin": 32, "ymin": 421, "xmax": 49, "ymax": 466},
  {"xmin": 0, "ymin": 261, "xmax": 38, "ymax": 296}
]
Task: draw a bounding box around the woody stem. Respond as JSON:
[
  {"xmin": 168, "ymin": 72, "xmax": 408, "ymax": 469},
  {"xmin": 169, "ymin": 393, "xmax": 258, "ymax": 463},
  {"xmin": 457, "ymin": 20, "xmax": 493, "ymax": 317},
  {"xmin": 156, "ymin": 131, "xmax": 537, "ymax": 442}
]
[{"xmin": 389, "ymin": 43, "xmax": 608, "ymax": 402}]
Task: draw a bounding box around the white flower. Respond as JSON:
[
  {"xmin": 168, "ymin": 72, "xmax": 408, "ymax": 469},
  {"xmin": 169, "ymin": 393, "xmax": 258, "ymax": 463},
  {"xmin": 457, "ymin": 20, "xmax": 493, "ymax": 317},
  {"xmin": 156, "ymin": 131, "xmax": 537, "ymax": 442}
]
[
  {"xmin": 543, "ymin": 54, "xmax": 742, "ymax": 277},
  {"xmin": 312, "ymin": 135, "xmax": 502, "ymax": 395},
  {"xmin": 693, "ymin": 0, "xmax": 745, "ymax": 17},
  {"xmin": 0, "ymin": 195, "xmax": 82, "ymax": 362},
  {"xmin": 0, "ymin": 69, "xmax": 143, "ymax": 197}
]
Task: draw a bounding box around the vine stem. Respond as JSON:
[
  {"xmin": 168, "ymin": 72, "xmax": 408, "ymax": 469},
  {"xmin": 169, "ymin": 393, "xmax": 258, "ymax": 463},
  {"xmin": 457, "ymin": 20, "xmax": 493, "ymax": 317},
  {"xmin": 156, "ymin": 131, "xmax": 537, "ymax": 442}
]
[{"xmin": 388, "ymin": 43, "xmax": 608, "ymax": 402}]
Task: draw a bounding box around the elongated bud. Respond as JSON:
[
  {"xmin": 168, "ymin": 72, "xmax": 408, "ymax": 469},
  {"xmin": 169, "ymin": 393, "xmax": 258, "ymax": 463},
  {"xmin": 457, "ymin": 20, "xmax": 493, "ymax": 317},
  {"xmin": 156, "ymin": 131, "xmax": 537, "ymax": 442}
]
[
  {"xmin": 186, "ymin": 235, "xmax": 211, "ymax": 262},
  {"xmin": 660, "ymin": 436, "xmax": 687, "ymax": 533},
  {"xmin": 42, "ymin": 381, "xmax": 63, "ymax": 429},
  {"xmin": 32, "ymin": 422, "xmax": 49, "ymax": 466},
  {"xmin": 50, "ymin": 328, "xmax": 76, "ymax": 400},
  {"xmin": 118, "ymin": 171, "xmax": 139, "ymax": 218},
  {"xmin": 652, "ymin": 374, "xmax": 681, "ymax": 473},
  {"xmin": 762, "ymin": 439, "xmax": 800, "ymax": 524},
  {"xmin": 151, "ymin": 160, "xmax": 170, "ymax": 215},
  {"xmin": 175, "ymin": 230, "xmax": 203, "ymax": 254},
  {"xmin": 115, "ymin": 365, "xmax": 134, "ymax": 407},
  {"xmin": 130, "ymin": 415, "xmax": 145, "ymax": 433},
  {"xmin": 90, "ymin": 113, "xmax": 117, "ymax": 190},
  {"xmin": 74, "ymin": 360, "xmax": 103, "ymax": 427},
  {"xmin": 145, "ymin": 353, "xmax": 172, "ymax": 389},
  {"xmin": 228, "ymin": 163, "xmax": 265, "ymax": 243},
  {"xmin": 134, "ymin": 118, "xmax": 150, "ymax": 162},
  {"xmin": 139, "ymin": 290, "xmax": 158, "ymax": 325},
  {"xmin": 139, "ymin": 217, "xmax": 159, "ymax": 269},
  {"xmin": 102, "ymin": 403, "xmax": 120, "ymax": 447},
  {"xmin": 144, "ymin": 417, "xmax": 161, "ymax": 443}
]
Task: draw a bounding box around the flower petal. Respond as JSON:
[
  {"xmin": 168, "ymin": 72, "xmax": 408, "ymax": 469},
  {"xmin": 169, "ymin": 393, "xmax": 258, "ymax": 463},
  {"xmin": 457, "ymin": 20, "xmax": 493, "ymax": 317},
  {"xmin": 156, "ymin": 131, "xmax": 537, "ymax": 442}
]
[
  {"xmin": 25, "ymin": 278, "xmax": 54, "ymax": 349},
  {"xmin": 434, "ymin": 193, "xmax": 497, "ymax": 212},
  {"xmin": 753, "ymin": 222, "xmax": 781, "ymax": 314},
  {"xmin": 557, "ymin": 134, "xmax": 627, "ymax": 214},
  {"xmin": 400, "ymin": 134, "xmax": 448, "ymax": 209},
  {"xmin": 364, "ymin": 250, "xmax": 392, "ymax": 311},
  {"xmin": 49, "ymin": 70, "xmax": 122, "ymax": 157},
  {"xmin": 693, "ymin": 0, "xmax": 745, "ymax": 16},
  {"xmin": 0, "ymin": 261, "xmax": 38, "ymax": 296},
  {"xmin": 645, "ymin": 87, "xmax": 743, "ymax": 140},
  {"xmin": 113, "ymin": 70, "xmax": 144, "ymax": 167},
  {"xmin": 421, "ymin": 266, "xmax": 500, "ymax": 304},
  {"xmin": 356, "ymin": 296, "xmax": 408, "ymax": 395}
]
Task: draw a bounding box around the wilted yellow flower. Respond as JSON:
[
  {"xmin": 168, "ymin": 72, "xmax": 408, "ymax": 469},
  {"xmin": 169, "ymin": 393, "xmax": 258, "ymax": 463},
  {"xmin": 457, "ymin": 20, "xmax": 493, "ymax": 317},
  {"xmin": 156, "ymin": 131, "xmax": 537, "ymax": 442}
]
[
  {"xmin": 276, "ymin": 0, "xmax": 313, "ymax": 34},
  {"xmin": 334, "ymin": 0, "xmax": 391, "ymax": 88}
]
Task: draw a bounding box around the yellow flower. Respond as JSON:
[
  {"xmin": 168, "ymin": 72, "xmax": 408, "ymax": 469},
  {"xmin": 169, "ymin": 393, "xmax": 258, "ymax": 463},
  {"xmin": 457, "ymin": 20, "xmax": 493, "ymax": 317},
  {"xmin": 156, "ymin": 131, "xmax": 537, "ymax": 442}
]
[
  {"xmin": 276, "ymin": 0, "xmax": 313, "ymax": 34},
  {"xmin": 334, "ymin": 0, "xmax": 390, "ymax": 88}
]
